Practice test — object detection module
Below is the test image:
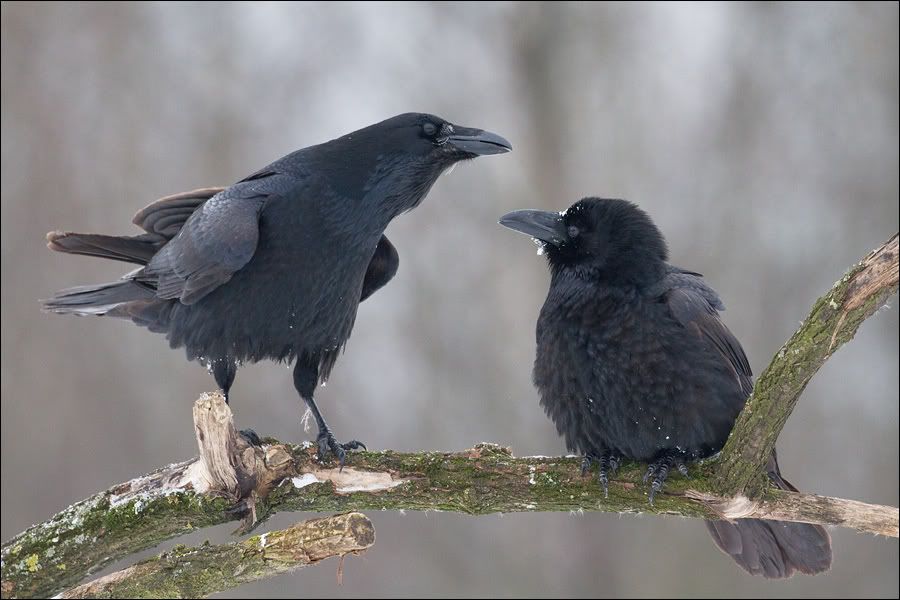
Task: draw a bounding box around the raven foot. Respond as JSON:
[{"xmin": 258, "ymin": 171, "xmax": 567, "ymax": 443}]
[
  {"xmin": 581, "ymin": 450, "xmax": 621, "ymax": 498},
  {"xmin": 316, "ymin": 429, "xmax": 366, "ymax": 467},
  {"xmin": 642, "ymin": 455, "xmax": 689, "ymax": 505},
  {"xmin": 239, "ymin": 428, "xmax": 263, "ymax": 447}
]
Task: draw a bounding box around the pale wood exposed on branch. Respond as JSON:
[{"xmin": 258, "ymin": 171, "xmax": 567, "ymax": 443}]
[{"xmin": 685, "ymin": 490, "xmax": 898, "ymax": 537}]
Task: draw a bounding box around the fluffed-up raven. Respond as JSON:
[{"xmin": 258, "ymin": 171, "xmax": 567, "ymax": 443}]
[
  {"xmin": 44, "ymin": 113, "xmax": 511, "ymax": 463},
  {"xmin": 500, "ymin": 198, "xmax": 831, "ymax": 578}
]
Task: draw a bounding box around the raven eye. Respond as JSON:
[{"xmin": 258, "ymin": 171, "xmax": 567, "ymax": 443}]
[
  {"xmin": 567, "ymin": 225, "xmax": 581, "ymax": 238},
  {"xmin": 423, "ymin": 123, "xmax": 437, "ymax": 136}
]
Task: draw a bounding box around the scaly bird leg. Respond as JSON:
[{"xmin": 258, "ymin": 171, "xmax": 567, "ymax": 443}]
[
  {"xmin": 643, "ymin": 454, "xmax": 689, "ymax": 505},
  {"xmin": 581, "ymin": 449, "xmax": 621, "ymax": 498},
  {"xmin": 293, "ymin": 358, "xmax": 365, "ymax": 467}
]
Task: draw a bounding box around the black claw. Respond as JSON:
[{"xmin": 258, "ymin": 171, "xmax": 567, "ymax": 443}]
[
  {"xmin": 239, "ymin": 428, "xmax": 263, "ymax": 447},
  {"xmin": 224, "ymin": 499, "xmax": 250, "ymax": 518},
  {"xmin": 608, "ymin": 455, "xmax": 620, "ymax": 476},
  {"xmin": 648, "ymin": 461, "xmax": 669, "ymax": 505},
  {"xmin": 597, "ymin": 454, "xmax": 610, "ymax": 498},
  {"xmin": 316, "ymin": 431, "xmax": 338, "ymax": 461},
  {"xmin": 334, "ymin": 446, "xmax": 347, "ymax": 467},
  {"xmin": 648, "ymin": 478, "xmax": 664, "ymax": 505},
  {"xmin": 644, "ymin": 455, "xmax": 683, "ymax": 505},
  {"xmin": 582, "ymin": 451, "xmax": 619, "ymax": 498},
  {"xmin": 316, "ymin": 429, "xmax": 365, "ymax": 467},
  {"xmin": 580, "ymin": 455, "xmax": 595, "ymax": 477}
]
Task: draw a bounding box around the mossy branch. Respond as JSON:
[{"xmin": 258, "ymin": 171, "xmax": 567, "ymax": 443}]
[
  {"xmin": 2, "ymin": 234, "xmax": 897, "ymax": 599},
  {"xmin": 57, "ymin": 512, "xmax": 374, "ymax": 599},
  {"xmin": 2, "ymin": 412, "xmax": 896, "ymax": 598},
  {"xmin": 714, "ymin": 233, "xmax": 899, "ymax": 495}
]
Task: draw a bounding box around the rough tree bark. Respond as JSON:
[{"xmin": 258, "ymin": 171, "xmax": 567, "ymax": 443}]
[
  {"xmin": 715, "ymin": 234, "xmax": 899, "ymax": 495},
  {"xmin": 59, "ymin": 512, "xmax": 374, "ymax": 599},
  {"xmin": 2, "ymin": 233, "xmax": 897, "ymax": 599}
]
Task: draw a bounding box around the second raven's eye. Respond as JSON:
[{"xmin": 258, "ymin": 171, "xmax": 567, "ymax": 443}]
[{"xmin": 423, "ymin": 123, "xmax": 437, "ymax": 136}]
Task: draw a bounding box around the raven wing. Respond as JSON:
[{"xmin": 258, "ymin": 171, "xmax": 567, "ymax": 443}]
[
  {"xmin": 662, "ymin": 269, "xmax": 753, "ymax": 396},
  {"xmin": 361, "ymin": 235, "xmax": 399, "ymax": 302},
  {"xmin": 140, "ymin": 182, "xmax": 273, "ymax": 305},
  {"xmin": 132, "ymin": 186, "xmax": 225, "ymax": 239}
]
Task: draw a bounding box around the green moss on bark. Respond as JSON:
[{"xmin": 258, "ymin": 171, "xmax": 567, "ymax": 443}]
[
  {"xmin": 2, "ymin": 447, "xmax": 729, "ymax": 599},
  {"xmin": 715, "ymin": 236, "xmax": 898, "ymax": 496},
  {"xmin": 60, "ymin": 513, "xmax": 374, "ymax": 599},
  {"xmin": 2, "ymin": 486, "xmax": 231, "ymax": 599}
]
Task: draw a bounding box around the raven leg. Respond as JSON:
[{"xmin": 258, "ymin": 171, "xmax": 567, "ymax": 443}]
[
  {"xmin": 211, "ymin": 359, "xmax": 237, "ymax": 403},
  {"xmin": 293, "ymin": 357, "xmax": 365, "ymax": 466},
  {"xmin": 581, "ymin": 449, "xmax": 621, "ymax": 498},
  {"xmin": 643, "ymin": 453, "xmax": 689, "ymax": 505},
  {"xmin": 210, "ymin": 359, "xmax": 260, "ymax": 446}
]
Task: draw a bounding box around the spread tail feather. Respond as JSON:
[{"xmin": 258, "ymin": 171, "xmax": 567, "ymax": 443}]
[
  {"xmin": 705, "ymin": 517, "xmax": 832, "ymax": 578},
  {"xmin": 46, "ymin": 231, "xmax": 163, "ymax": 265},
  {"xmin": 42, "ymin": 280, "xmax": 155, "ymax": 316},
  {"xmin": 705, "ymin": 453, "xmax": 832, "ymax": 578}
]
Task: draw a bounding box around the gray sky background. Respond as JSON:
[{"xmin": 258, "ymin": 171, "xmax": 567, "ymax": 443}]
[{"xmin": 2, "ymin": 2, "xmax": 897, "ymax": 597}]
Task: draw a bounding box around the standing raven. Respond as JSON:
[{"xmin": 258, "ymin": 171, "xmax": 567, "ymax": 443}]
[
  {"xmin": 44, "ymin": 113, "xmax": 511, "ymax": 463},
  {"xmin": 500, "ymin": 198, "xmax": 831, "ymax": 578}
]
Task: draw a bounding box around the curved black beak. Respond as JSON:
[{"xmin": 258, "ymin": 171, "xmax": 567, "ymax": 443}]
[
  {"xmin": 448, "ymin": 126, "xmax": 512, "ymax": 156},
  {"xmin": 499, "ymin": 209, "xmax": 567, "ymax": 246}
]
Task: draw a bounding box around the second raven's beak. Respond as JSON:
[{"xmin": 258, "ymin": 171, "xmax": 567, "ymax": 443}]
[
  {"xmin": 448, "ymin": 126, "xmax": 512, "ymax": 155},
  {"xmin": 499, "ymin": 209, "xmax": 567, "ymax": 246}
]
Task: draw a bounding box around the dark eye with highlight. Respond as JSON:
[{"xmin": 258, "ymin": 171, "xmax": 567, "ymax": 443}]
[
  {"xmin": 567, "ymin": 225, "xmax": 581, "ymax": 238},
  {"xmin": 423, "ymin": 123, "xmax": 437, "ymax": 136}
]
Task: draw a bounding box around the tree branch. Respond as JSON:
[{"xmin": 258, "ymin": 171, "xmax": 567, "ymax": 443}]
[
  {"xmin": 714, "ymin": 234, "xmax": 899, "ymax": 495},
  {"xmin": 685, "ymin": 489, "xmax": 898, "ymax": 537},
  {"xmin": 2, "ymin": 233, "xmax": 897, "ymax": 599},
  {"xmin": 57, "ymin": 512, "xmax": 374, "ymax": 599},
  {"xmin": 3, "ymin": 422, "xmax": 896, "ymax": 598}
]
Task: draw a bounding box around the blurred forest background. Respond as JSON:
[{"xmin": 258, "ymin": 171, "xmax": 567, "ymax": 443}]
[{"xmin": 2, "ymin": 2, "xmax": 897, "ymax": 598}]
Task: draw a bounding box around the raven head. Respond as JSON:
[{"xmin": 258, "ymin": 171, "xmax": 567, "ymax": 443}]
[
  {"xmin": 319, "ymin": 112, "xmax": 511, "ymax": 219},
  {"xmin": 500, "ymin": 198, "xmax": 669, "ymax": 286}
]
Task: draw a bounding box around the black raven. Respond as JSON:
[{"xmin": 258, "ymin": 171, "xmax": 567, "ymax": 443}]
[
  {"xmin": 44, "ymin": 113, "xmax": 511, "ymax": 463},
  {"xmin": 500, "ymin": 197, "xmax": 831, "ymax": 578}
]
